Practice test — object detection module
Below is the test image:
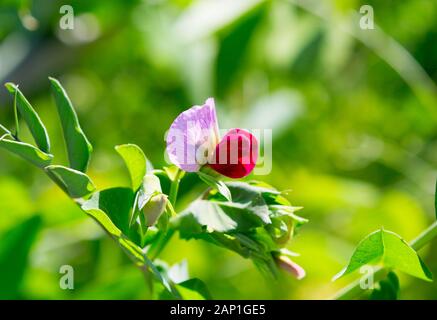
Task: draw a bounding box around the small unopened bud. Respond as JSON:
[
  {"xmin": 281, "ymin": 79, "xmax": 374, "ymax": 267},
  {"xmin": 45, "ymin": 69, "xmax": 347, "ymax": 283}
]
[
  {"xmin": 276, "ymin": 255, "xmax": 306, "ymax": 280},
  {"xmin": 143, "ymin": 194, "xmax": 168, "ymax": 226}
]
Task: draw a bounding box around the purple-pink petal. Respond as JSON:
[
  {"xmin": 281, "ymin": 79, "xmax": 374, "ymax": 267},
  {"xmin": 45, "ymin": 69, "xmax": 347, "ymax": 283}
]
[
  {"xmin": 166, "ymin": 98, "xmax": 220, "ymax": 172},
  {"xmin": 277, "ymin": 255, "xmax": 306, "ymax": 280}
]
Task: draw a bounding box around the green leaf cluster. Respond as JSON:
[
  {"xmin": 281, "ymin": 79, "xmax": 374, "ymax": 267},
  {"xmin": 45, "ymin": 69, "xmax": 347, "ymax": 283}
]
[
  {"xmin": 172, "ymin": 181, "xmax": 307, "ymax": 277},
  {"xmin": 0, "ymin": 79, "xmax": 307, "ymax": 299},
  {"xmin": 0, "ymin": 79, "xmax": 183, "ymax": 299}
]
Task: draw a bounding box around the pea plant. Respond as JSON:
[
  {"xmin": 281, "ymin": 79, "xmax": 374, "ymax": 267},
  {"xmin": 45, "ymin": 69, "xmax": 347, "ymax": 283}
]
[
  {"xmin": 0, "ymin": 78, "xmax": 306, "ymax": 299},
  {"xmin": 0, "ymin": 78, "xmax": 436, "ymax": 300}
]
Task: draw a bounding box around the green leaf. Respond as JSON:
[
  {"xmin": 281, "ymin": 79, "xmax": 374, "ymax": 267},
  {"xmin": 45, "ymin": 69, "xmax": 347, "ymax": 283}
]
[
  {"xmin": 81, "ymin": 187, "xmax": 135, "ymax": 238},
  {"xmin": 45, "ymin": 165, "xmax": 96, "ymax": 199},
  {"xmin": 174, "ymin": 197, "xmax": 269, "ymax": 237},
  {"xmin": 49, "ymin": 77, "xmax": 93, "ymax": 172},
  {"xmin": 160, "ymin": 278, "xmax": 212, "ymax": 300},
  {"xmin": 208, "ymin": 231, "xmax": 279, "ymax": 278},
  {"xmin": 172, "ymin": 180, "xmax": 302, "ymax": 279},
  {"xmin": 144, "ymin": 255, "xmax": 180, "ymax": 299},
  {"xmin": 173, "ymin": 182, "xmax": 295, "ymax": 238},
  {"xmin": 0, "ymin": 134, "xmax": 53, "ymax": 167},
  {"xmin": 141, "ymin": 226, "xmax": 160, "ymax": 247},
  {"xmin": 175, "ymin": 200, "xmax": 239, "ymax": 234},
  {"xmin": 334, "ymin": 229, "xmax": 433, "ymax": 282},
  {"xmin": 81, "ymin": 187, "xmax": 145, "ymax": 250},
  {"xmin": 115, "ymin": 144, "xmax": 147, "ymax": 191},
  {"xmin": 0, "ymin": 215, "xmax": 42, "ymax": 299},
  {"xmin": 5, "ymin": 83, "xmax": 50, "ymax": 153},
  {"xmin": 370, "ymin": 271, "xmax": 400, "ymax": 300},
  {"xmin": 155, "ymin": 260, "xmax": 210, "ymax": 300},
  {"xmin": 81, "ymin": 206, "xmax": 123, "ymax": 239},
  {"xmin": 222, "ymin": 182, "xmax": 271, "ymax": 224},
  {"xmin": 197, "ymin": 171, "xmax": 232, "ymax": 201}
]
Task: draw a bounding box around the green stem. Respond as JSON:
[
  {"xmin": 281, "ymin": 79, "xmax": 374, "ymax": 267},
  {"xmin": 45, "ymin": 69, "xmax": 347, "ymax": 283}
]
[
  {"xmin": 410, "ymin": 221, "xmax": 437, "ymax": 250},
  {"xmin": 334, "ymin": 220, "xmax": 437, "ymax": 300},
  {"xmin": 149, "ymin": 229, "xmax": 175, "ymax": 260},
  {"xmin": 13, "ymin": 89, "xmax": 19, "ymax": 139},
  {"xmin": 148, "ymin": 168, "xmax": 182, "ymax": 260},
  {"xmin": 169, "ymin": 168, "xmax": 182, "ymax": 205},
  {"xmin": 0, "ymin": 124, "xmax": 11, "ymax": 136}
]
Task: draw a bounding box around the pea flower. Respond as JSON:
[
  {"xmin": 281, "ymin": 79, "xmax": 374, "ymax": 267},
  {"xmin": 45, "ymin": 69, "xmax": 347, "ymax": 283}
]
[{"xmin": 166, "ymin": 98, "xmax": 258, "ymax": 178}]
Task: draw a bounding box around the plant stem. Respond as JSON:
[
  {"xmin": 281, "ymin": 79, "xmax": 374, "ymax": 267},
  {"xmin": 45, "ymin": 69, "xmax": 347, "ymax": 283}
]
[
  {"xmin": 13, "ymin": 89, "xmax": 19, "ymax": 139},
  {"xmin": 169, "ymin": 168, "xmax": 182, "ymax": 205},
  {"xmin": 410, "ymin": 221, "xmax": 437, "ymax": 250},
  {"xmin": 333, "ymin": 220, "xmax": 437, "ymax": 300},
  {"xmin": 0, "ymin": 124, "xmax": 11, "ymax": 135},
  {"xmin": 149, "ymin": 168, "xmax": 182, "ymax": 260},
  {"xmin": 149, "ymin": 229, "xmax": 175, "ymax": 261}
]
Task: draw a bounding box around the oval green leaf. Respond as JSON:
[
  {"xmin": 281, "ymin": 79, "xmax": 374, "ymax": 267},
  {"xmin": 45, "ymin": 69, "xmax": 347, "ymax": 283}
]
[
  {"xmin": 81, "ymin": 187, "xmax": 138, "ymax": 239},
  {"xmin": 0, "ymin": 134, "xmax": 53, "ymax": 167},
  {"xmin": 5, "ymin": 83, "xmax": 51, "ymax": 153},
  {"xmin": 45, "ymin": 165, "xmax": 96, "ymax": 199},
  {"xmin": 115, "ymin": 144, "xmax": 147, "ymax": 191},
  {"xmin": 49, "ymin": 77, "xmax": 93, "ymax": 173}
]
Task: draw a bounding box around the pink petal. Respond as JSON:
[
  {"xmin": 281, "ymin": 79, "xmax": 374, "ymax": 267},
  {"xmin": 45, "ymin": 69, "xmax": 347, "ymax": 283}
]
[
  {"xmin": 166, "ymin": 98, "xmax": 220, "ymax": 172},
  {"xmin": 276, "ymin": 255, "xmax": 306, "ymax": 280}
]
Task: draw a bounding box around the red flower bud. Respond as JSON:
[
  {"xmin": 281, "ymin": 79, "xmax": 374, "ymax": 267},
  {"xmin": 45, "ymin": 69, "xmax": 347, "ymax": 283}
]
[{"xmin": 209, "ymin": 129, "xmax": 258, "ymax": 179}]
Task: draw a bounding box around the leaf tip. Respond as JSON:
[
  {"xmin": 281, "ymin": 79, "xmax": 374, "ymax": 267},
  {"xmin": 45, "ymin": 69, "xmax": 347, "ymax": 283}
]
[
  {"xmin": 48, "ymin": 77, "xmax": 64, "ymax": 94},
  {"xmin": 4, "ymin": 82, "xmax": 17, "ymax": 93},
  {"xmin": 48, "ymin": 76, "xmax": 60, "ymax": 85}
]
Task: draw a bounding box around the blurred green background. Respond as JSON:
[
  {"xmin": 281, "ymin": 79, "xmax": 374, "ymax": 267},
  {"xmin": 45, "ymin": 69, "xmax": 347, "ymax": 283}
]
[{"xmin": 0, "ymin": 0, "xmax": 436, "ymax": 299}]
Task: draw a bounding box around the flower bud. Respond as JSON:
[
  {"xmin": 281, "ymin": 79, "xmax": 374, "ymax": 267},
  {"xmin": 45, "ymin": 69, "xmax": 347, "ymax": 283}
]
[
  {"xmin": 209, "ymin": 128, "xmax": 258, "ymax": 179},
  {"xmin": 143, "ymin": 193, "xmax": 168, "ymax": 226},
  {"xmin": 276, "ymin": 255, "xmax": 306, "ymax": 280}
]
